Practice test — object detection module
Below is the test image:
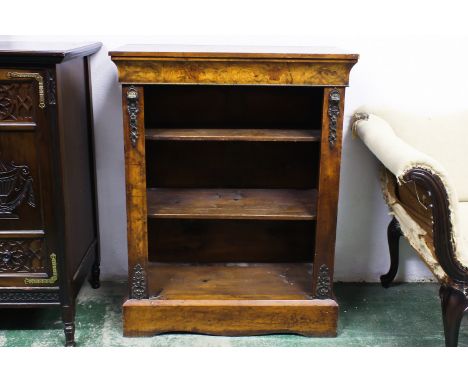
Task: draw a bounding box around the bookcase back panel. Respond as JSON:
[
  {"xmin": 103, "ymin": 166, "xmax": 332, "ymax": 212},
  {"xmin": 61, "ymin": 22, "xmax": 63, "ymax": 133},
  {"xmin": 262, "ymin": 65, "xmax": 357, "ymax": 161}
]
[
  {"xmin": 144, "ymin": 85, "xmax": 323, "ymax": 129},
  {"xmin": 147, "ymin": 219, "xmax": 315, "ymax": 263},
  {"xmin": 146, "ymin": 141, "xmax": 319, "ymax": 189}
]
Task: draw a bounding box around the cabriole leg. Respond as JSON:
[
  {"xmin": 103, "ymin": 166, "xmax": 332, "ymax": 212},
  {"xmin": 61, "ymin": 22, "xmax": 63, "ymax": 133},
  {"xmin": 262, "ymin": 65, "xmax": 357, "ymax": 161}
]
[
  {"xmin": 381, "ymin": 217, "xmax": 402, "ymax": 288},
  {"xmin": 439, "ymin": 285, "xmax": 468, "ymax": 347}
]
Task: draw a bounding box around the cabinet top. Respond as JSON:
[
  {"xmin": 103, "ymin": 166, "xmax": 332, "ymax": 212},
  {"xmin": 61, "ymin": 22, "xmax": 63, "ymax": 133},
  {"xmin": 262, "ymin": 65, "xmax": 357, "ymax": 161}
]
[
  {"xmin": 111, "ymin": 44, "xmax": 358, "ymax": 86},
  {"xmin": 109, "ymin": 44, "xmax": 358, "ymax": 61},
  {"xmin": 0, "ymin": 42, "xmax": 102, "ymax": 63}
]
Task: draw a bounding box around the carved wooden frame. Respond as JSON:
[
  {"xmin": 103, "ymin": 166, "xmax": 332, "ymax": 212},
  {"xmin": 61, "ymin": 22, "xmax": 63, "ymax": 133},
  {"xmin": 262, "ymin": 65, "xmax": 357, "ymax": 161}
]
[{"xmin": 401, "ymin": 168, "xmax": 468, "ymax": 285}]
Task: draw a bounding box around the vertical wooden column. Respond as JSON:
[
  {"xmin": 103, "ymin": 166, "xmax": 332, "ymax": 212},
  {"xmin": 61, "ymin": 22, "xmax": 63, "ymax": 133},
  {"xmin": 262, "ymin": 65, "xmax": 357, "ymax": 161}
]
[
  {"xmin": 122, "ymin": 84, "xmax": 148, "ymax": 299},
  {"xmin": 312, "ymin": 87, "xmax": 345, "ymax": 299}
]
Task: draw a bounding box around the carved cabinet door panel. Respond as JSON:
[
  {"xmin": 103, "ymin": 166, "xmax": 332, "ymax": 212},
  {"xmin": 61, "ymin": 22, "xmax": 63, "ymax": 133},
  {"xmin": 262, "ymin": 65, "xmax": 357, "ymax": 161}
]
[{"xmin": 0, "ymin": 68, "xmax": 55, "ymax": 285}]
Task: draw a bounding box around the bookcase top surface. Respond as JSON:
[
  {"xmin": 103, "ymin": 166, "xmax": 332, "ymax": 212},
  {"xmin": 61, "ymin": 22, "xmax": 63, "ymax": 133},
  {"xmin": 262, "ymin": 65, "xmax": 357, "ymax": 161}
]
[{"xmin": 109, "ymin": 44, "xmax": 358, "ymax": 61}]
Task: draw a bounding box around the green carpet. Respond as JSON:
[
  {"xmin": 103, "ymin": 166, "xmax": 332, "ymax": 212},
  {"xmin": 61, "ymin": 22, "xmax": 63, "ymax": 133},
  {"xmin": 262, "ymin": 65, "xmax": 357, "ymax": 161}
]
[{"xmin": 0, "ymin": 282, "xmax": 466, "ymax": 346}]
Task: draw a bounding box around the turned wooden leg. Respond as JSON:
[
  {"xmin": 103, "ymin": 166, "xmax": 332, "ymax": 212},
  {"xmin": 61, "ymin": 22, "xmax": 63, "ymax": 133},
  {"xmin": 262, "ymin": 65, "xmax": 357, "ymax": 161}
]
[
  {"xmin": 381, "ymin": 217, "xmax": 402, "ymax": 288},
  {"xmin": 89, "ymin": 250, "xmax": 101, "ymax": 289},
  {"xmin": 61, "ymin": 304, "xmax": 76, "ymax": 347},
  {"xmin": 439, "ymin": 285, "xmax": 468, "ymax": 347}
]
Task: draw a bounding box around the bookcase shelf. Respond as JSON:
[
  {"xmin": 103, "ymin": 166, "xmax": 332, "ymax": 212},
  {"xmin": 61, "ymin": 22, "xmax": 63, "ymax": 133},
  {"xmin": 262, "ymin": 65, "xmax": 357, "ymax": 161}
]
[
  {"xmin": 145, "ymin": 128, "xmax": 321, "ymax": 142},
  {"xmin": 112, "ymin": 44, "xmax": 358, "ymax": 337},
  {"xmin": 147, "ymin": 262, "xmax": 313, "ymax": 300},
  {"xmin": 146, "ymin": 188, "xmax": 317, "ymax": 220}
]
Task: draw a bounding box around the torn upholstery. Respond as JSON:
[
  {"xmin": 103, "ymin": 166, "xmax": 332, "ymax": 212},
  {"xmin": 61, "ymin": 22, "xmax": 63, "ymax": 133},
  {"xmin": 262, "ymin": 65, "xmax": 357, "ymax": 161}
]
[{"xmin": 353, "ymin": 107, "xmax": 468, "ymax": 281}]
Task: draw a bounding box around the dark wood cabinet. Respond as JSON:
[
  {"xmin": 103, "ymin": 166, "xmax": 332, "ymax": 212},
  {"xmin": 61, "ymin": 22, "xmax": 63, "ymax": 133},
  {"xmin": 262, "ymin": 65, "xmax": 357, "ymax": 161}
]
[
  {"xmin": 0, "ymin": 42, "xmax": 101, "ymax": 346},
  {"xmin": 111, "ymin": 45, "xmax": 358, "ymax": 336}
]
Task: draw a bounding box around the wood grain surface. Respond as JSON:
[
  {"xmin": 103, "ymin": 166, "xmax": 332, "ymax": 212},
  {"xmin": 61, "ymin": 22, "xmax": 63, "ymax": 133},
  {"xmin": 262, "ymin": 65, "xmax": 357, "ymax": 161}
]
[
  {"xmin": 123, "ymin": 297, "xmax": 338, "ymax": 337},
  {"xmin": 109, "ymin": 44, "xmax": 358, "ymax": 60},
  {"xmin": 312, "ymin": 87, "xmax": 346, "ymax": 298},
  {"xmin": 113, "ymin": 60, "xmax": 355, "ymax": 86},
  {"xmin": 147, "ymin": 188, "xmax": 317, "ymax": 220},
  {"xmin": 145, "ymin": 128, "xmax": 321, "ymax": 142},
  {"xmin": 147, "ymin": 262, "xmax": 313, "ymax": 300},
  {"xmin": 122, "ymin": 85, "xmax": 149, "ymax": 298}
]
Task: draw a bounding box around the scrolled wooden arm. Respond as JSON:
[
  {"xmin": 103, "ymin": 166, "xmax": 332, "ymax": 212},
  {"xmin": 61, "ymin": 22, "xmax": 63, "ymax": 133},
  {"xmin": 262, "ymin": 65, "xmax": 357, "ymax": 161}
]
[{"xmin": 402, "ymin": 167, "xmax": 468, "ymax": 283}]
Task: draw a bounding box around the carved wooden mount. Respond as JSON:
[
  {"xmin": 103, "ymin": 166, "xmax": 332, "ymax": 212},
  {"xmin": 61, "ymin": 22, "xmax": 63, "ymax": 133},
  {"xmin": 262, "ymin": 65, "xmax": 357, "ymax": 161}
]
[
  {"xmin": 0, "ymin": 239, "xmax": 45, "ymax": 273},
  {"xmin": 403, "ymin": 168, "xmax": 468, "ymax": 283},
  {"xmin": 0, "ymin": 159, "xmax": 35, "ymax": 218},
  {"xmin": 316, "ymin": 264, "xmax": 332, "ymax": 299},
  {"xmin": 0, "ymin": 290, "xmax": 59, "ymax": 303},
  {"xmin": 328, "ymin": 88, "xmax": 341, "ymax": 147},
  {"xmin": 131, "ymin": 263, "xmax": 147, "ymax": 299},
  {"xmin": 0, "ymin": 82, "xmax": 34, "ymax": 121},
  {"xmin": 126, "ymin": 86, "xmax": 139, "ymax": 147}
]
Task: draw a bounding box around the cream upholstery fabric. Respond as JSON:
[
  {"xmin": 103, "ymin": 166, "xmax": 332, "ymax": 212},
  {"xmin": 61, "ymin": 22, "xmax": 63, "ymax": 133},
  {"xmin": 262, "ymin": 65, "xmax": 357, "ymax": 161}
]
[
  {"xmin": 356, "ymin": 107, "xmax": 468, "ymax": 201},
  {"xmin": 353, "ymin": 107, "xmax": 468, "ymax": 276}
]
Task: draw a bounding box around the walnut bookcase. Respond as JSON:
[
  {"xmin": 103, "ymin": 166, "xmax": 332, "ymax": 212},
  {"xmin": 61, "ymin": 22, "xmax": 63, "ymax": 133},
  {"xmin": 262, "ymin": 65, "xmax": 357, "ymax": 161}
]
[{"xmin": 110, "ymin": 45, "xmax": 358, "ymax": 336}]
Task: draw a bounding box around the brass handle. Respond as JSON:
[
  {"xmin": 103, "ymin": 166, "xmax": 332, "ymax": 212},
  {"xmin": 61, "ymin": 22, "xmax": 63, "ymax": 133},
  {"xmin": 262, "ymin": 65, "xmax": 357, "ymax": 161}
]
[{"xmin": 7, "ymin": 71, "xmax": 46, "ymax": 109}]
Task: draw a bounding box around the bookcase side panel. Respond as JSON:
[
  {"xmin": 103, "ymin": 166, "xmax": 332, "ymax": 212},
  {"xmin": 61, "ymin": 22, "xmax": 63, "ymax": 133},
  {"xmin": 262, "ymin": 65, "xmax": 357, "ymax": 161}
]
[
  {"xmin": 122, "ymin": 85, "xmax": 148, "ymax": 299},
  {"xmin": 313, "ymin": 87, "xmax": 346, "ymax": 299}
]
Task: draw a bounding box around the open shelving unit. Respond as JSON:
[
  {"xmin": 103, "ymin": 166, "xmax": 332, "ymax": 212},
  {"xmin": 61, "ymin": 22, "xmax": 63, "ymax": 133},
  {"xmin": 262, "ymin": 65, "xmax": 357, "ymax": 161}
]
[
  {"xmin": 111, "ymin": 45, "xmax": 358, "ymax": 337},
  {"xmin": 135, "ymin": 84, "xmax": 323, "ymax": 334}
]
